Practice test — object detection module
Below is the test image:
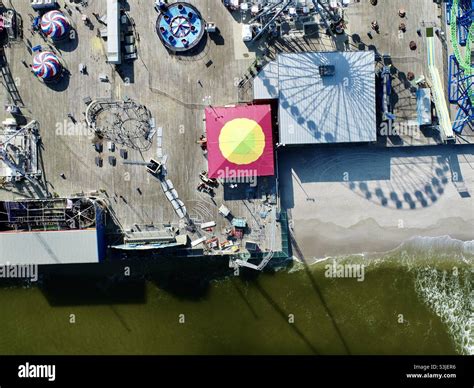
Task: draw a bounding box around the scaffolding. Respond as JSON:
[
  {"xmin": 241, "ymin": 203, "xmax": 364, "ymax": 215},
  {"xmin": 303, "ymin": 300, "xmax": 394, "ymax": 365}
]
[
  {"xmin": 0, "ymin": 119, "xmax": 41, "ymax": 184},
  {"xmin": 0, "ymin": 197, "xmax": 98, "ymax": 231}
]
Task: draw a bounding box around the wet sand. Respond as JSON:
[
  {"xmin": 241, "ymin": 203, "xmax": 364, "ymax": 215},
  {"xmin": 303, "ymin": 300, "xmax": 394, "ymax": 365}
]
[
  {"xmin": 278, "ymin": 145, "xmax": 474, "ymax": 259},
  {"xmin": 294, "ymin": 217, "xmax": 474, "ymax": 259}
]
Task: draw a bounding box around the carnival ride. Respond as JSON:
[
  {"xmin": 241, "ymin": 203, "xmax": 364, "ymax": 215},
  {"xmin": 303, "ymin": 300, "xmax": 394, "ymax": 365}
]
[
  {"xmin": 227, "ymin": 0, "xmax": 345, "ymax": 42},
  {"xmin": 447, "ymin": 0, "xmax": 473, "ymax": 134},
  {"xmin": 32, "ymin": 51, "xmax": 63, "ymax": 82},
  {"xmin": 40, "ymin": 10, "xmax": 71, "ymax": 40},
  {"xmin": 156, "ymin": 2, "xmax": 205, "ymax": 52}
]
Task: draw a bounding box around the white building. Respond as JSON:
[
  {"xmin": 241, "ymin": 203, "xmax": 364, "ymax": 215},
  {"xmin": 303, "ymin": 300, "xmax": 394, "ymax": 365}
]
[
  {"xmin": 254, "ymin": 51, "xmax": 377, "ymax": 145},
  {"xmin": 107, "ymin": 0, "xmax": 121, "ymax": 64}
]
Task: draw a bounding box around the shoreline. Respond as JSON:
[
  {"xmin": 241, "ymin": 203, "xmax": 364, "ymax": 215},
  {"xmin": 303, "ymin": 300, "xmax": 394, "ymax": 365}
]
[
  {"xmin": 292, "ymin": 217, "xmax": 474, "ymax": 261},
  {"xmin": 279, "ymin": 145, "xmax": 474, "ymax": 263}
]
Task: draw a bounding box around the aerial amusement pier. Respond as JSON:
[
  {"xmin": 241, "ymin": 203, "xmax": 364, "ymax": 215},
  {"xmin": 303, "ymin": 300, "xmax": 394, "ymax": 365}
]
[{"xmin": 0, "ymin": 0, "xmax": 472, "ymax": 275}]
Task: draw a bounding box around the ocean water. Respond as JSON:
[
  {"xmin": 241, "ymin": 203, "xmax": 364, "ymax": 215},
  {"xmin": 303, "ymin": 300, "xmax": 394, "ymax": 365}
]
[{"xmin": 0, "ymin": 236, "xmax": 472, "ymax": 355}]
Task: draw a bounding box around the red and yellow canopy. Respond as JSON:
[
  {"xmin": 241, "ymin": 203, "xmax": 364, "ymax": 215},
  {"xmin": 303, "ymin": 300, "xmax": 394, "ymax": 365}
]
[{"xmin": 205, "ymin": 105, "xmax": 274, "ymax": 179}]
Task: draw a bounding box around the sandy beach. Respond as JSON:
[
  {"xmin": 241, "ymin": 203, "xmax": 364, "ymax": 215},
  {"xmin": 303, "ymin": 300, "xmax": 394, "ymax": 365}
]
[
  {"xmin": 293, "ymin": 217, "xmax": 474, "ymax": 259},
  {"xmin": 279, "ymin": 145, "xmax": 474, "ymax": 259}
]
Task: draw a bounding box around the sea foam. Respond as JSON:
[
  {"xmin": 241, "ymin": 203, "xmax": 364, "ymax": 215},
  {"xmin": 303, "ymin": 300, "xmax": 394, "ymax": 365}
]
[
  {"xmin": 287, "ymin": 235, "xmax": 473, "ymax": 354},
  {"xmin": 415, "ymin": 266, "xmax": 473, "ymax": 355}
]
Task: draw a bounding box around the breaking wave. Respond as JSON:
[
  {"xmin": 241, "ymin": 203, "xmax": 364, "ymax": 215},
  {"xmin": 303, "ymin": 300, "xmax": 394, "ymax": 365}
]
[
  {"xmin": 396, "ymin": 235, "xmax": 474, "ymax": 261},
  {"xmin": 287, "ymin": 235, "xmax": 474, "ymax": 354},
  {"xmin": 414, "ymin": 267, "xmax": 473, "ymax": 355}
]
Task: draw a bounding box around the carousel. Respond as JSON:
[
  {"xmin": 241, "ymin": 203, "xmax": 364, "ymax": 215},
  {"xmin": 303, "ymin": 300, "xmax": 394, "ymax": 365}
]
[{"xmin": 156, "ymin": 2, "xmax": 205, "ymax": 52}]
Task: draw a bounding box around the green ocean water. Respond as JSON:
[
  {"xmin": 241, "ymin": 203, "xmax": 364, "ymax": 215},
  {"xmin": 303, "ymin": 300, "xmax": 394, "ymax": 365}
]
[{"xmin": 0, "ymin": 236, "xmax": 472, "ymax": 355}]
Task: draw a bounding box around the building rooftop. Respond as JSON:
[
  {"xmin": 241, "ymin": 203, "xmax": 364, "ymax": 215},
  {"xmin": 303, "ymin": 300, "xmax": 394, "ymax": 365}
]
[
  {"xmin": 253, "ymin": 60, "xmax": 279, "ymax": 100},
  {"xmin": 255, "ymin": 51, "xmax": 377, "ymax": 145},
  {"xmin": 106, "ymin": 0, "xmax": 121, "ymax": 64},
  {"xmin": 205, "ymin": 105, "xmax": 275, "ymax": 179},
  {"xmin": 0, "ymin": 229, "xmax": 101, "ymax": 265}
]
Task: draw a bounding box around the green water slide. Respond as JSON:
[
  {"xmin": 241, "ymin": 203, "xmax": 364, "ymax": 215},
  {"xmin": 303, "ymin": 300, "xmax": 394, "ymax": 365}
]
[{"xmin": 450, "ymin": 0, "xmax": 473, "ymax": 104}]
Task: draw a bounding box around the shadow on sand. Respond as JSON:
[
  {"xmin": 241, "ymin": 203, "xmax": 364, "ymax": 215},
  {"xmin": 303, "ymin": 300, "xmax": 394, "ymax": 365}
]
[{"xmin": 278, "ymin": 144, "xmax": 473, "ymax": 210}]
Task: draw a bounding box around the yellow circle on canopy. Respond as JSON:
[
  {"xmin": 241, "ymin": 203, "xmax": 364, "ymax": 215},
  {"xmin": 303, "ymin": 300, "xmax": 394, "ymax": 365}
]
[{"xmin": 218, "ymin": 118, "xmax": 265, "ymax": 165}]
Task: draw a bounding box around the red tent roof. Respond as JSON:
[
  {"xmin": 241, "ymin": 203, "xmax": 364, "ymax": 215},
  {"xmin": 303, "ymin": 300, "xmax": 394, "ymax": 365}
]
[{"xmin": 205, "ymin": 105, "xmax": 274, "ymax": 179}]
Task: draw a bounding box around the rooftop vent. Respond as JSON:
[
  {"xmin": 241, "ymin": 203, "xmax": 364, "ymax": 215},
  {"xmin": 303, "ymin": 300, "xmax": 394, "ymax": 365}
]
[{"xmin": 319, "ymin": 65, "xmax": 335, "ymax": 77}]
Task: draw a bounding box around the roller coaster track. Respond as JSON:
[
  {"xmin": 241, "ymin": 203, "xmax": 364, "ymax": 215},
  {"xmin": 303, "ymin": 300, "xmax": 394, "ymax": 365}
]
[{"xmin": 450, "ymin": 0, "xmax": 473, "ymax": 106}]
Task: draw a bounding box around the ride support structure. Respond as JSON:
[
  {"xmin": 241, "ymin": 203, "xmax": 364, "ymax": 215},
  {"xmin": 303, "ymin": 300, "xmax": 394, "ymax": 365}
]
[{"xmin": 447, "ymin": 0, "xmax": 473, "ymax": 134}]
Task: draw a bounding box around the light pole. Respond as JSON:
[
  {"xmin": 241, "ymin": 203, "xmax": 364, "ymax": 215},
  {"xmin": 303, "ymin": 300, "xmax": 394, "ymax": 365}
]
[{"xmin": 203, "ymin": 95, "xmax": 221, "ymax": 118}]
